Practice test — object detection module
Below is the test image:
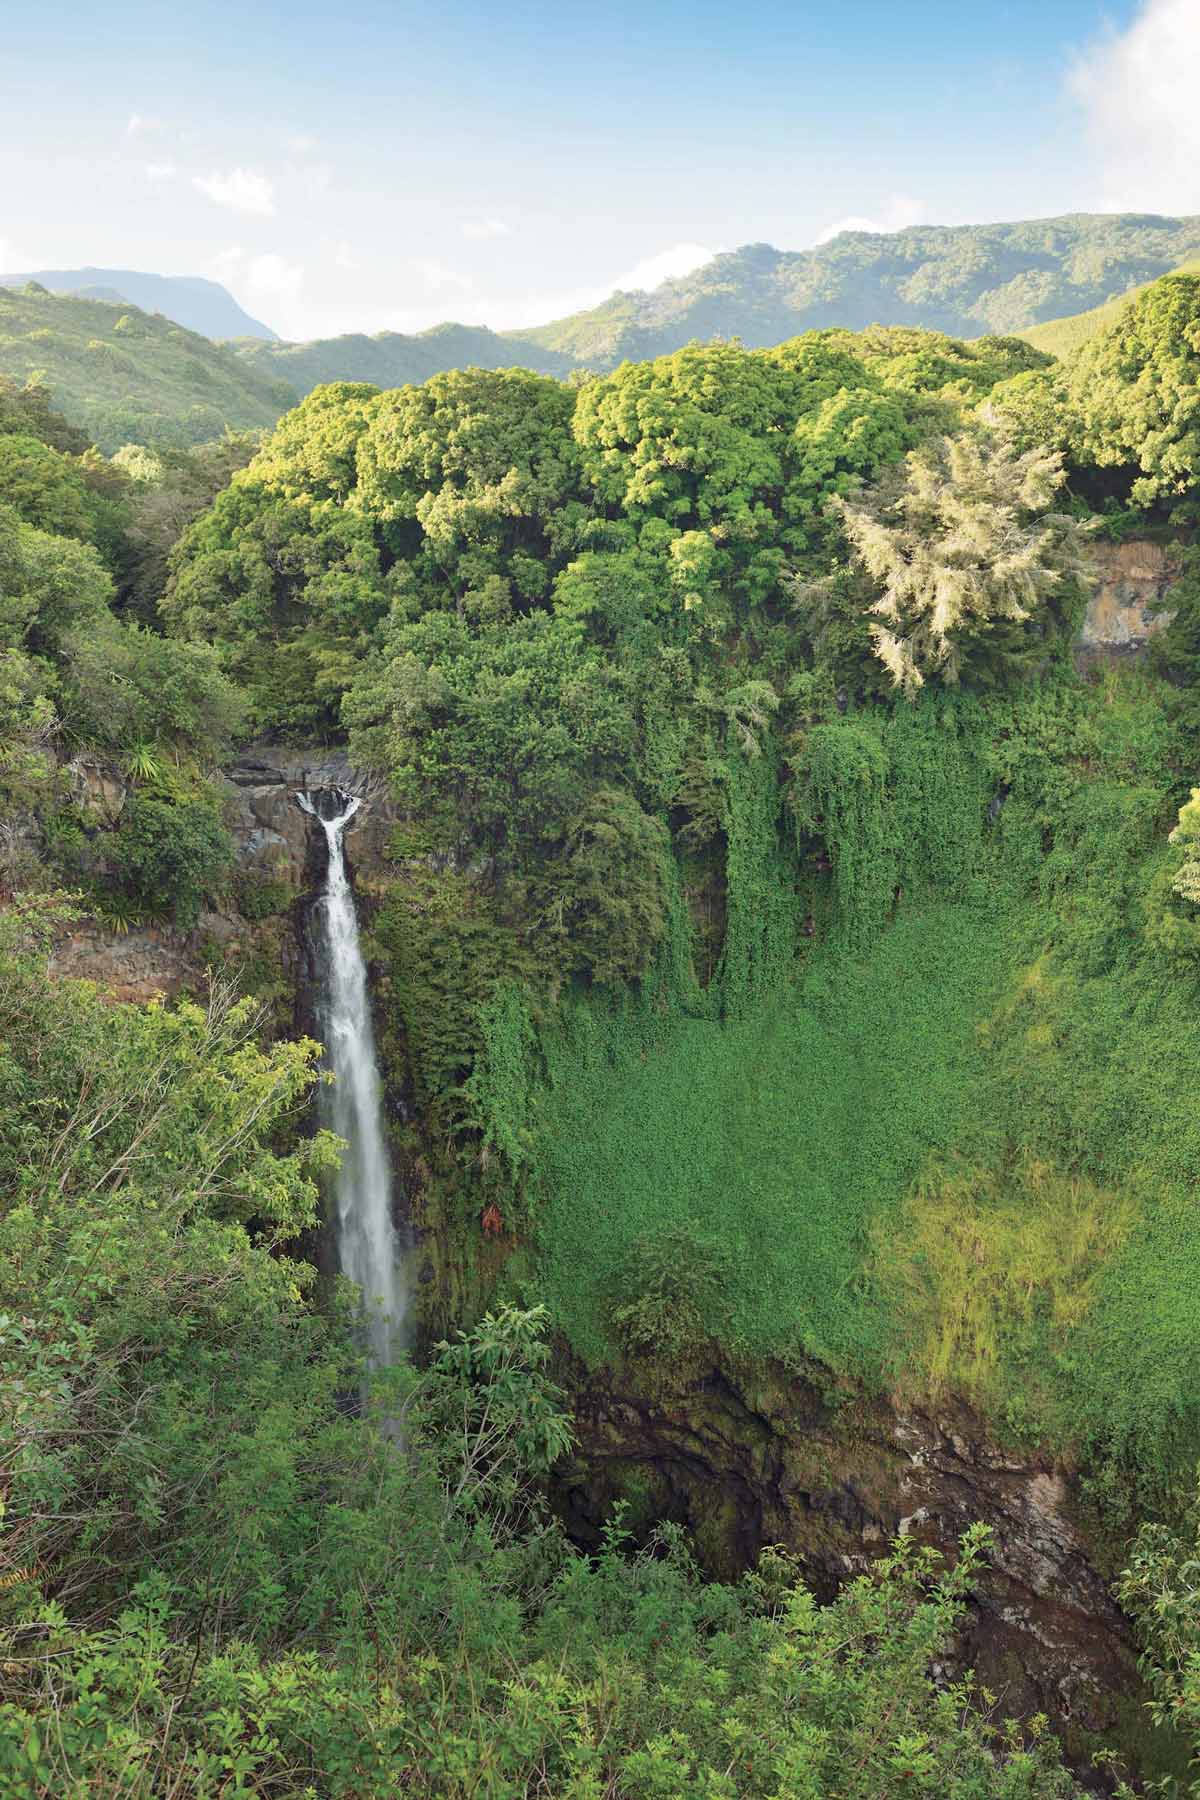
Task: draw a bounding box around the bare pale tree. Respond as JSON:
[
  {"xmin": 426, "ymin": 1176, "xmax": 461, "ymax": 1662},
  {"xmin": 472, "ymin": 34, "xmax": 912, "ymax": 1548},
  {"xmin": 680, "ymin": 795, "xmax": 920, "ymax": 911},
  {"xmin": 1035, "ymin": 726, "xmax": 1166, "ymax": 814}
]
[{"xmin": 831, "ymin": 428, "xmax": 1093, "ymax": 698}]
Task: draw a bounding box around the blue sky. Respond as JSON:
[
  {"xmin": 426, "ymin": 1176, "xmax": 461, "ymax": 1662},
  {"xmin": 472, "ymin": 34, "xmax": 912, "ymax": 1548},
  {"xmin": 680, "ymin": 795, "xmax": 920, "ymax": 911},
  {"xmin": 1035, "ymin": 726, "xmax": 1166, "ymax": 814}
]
[{"xmin": 2, "ymin": 0, "xmax": 1197, "ymax": 340}]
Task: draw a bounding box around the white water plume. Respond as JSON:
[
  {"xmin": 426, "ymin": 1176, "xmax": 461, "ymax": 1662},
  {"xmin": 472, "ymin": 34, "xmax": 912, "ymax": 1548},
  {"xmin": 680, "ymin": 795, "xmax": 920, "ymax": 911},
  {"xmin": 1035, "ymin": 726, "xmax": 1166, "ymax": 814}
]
[{"xmin": 299, "ymin": 788, "xmax": 403, "ymax": 1368}]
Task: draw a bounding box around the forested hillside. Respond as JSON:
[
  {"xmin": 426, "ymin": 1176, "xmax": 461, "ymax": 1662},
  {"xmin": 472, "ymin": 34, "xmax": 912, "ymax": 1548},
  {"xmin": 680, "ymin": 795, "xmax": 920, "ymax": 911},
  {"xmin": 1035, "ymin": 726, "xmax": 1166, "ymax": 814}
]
[
  {"xmin": 13, "ymin": 215, "xmax": 1194, "ymax": 445},
  {"xmin": 1020, "ymin": 256, "xmax": 1200, "ymax": 358},
  {"xmin": 0, "ymin": 267, "xmax": 279, "ymax": 340},
  {"xmin": 7, "ymin": 270, "xmax": 1200, "ymax": 1793},
  {"xmin": 0, "ymin": 285, "xmax": 295, "ymax": 450},
  {"xmin": 233, "ymin": 212, "xmax": 1200, "ymax": 401}
]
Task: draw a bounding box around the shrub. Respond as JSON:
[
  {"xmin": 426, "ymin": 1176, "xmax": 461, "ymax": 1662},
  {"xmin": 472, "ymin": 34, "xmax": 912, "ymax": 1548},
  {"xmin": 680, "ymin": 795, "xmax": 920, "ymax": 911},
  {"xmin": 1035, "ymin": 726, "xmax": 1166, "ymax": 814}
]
[{"xmin": 111, "ymin": 788, "xmax": 233, "ymax": 927}]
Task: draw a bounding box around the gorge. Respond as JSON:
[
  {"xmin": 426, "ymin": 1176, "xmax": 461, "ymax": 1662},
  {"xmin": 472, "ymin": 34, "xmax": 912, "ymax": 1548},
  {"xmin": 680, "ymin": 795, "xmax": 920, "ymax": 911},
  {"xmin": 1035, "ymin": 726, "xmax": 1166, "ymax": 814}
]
[{"xmin": 10, "ymin": 265, "xmax": 1200, "ymax": 1796}]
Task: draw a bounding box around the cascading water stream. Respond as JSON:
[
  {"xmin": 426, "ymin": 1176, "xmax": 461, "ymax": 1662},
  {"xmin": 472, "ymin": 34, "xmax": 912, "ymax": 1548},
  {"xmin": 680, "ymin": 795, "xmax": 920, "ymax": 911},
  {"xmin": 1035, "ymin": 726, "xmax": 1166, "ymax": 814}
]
[{"xmin": 298, "ymin": 788, "xmax": 403, "ymax": 1370}]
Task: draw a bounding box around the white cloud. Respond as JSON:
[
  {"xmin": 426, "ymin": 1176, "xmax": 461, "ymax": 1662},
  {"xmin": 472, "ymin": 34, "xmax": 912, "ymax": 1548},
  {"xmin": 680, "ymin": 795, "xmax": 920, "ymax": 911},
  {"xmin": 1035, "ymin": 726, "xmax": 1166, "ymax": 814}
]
[
  {"xmin": 245, "ymin": 253, "xmax": 304, "ymax": 298},
  {"xmin": 287, "ymin": 132, "xmax": 318, "ymax": 154},
  {"xmin": 299, "ymin": 238, "xmax": 714, "ymax": 340},
  {"xmin": 144, "ymin": 161, "xmax": 176, "ymax": 184},
  {"xmin": 611, "ymin": 241, "xmax": 714, "ymax": 292},
  {"xmin": 462, "ymin": 217, "xmax": 512, "ymax": 240},
  {"xmin": 193, "ymin": 168, "xmax": 276, "ymax": 217},
  {"xmin": 815, "ymin": 194, "xmax": 926, "ymax": 244},
  {"xmin": 409, "ymin": 256, "xmax": 477, "ymax": 295},
  {"xmin": 392, "ymin": 241, "xmax": 720, "ymax": 334},
  {"xmin": 333, "ymin": 241, "xmax": 360, "ymax": 272},
  {"xmin": 0, "ymin": 235, "xmax": 36, "ymax": 273},
  {"xmin": 1070, "ymin": 0, "xmax": 1200, "ymax": 213},
  {"xmin": 126, "ymin": 113, "xmax": 163, "ymax": 136},
  {"xmin": 212, "ymin": 246, "xmax": 304, "ymax": 300}
]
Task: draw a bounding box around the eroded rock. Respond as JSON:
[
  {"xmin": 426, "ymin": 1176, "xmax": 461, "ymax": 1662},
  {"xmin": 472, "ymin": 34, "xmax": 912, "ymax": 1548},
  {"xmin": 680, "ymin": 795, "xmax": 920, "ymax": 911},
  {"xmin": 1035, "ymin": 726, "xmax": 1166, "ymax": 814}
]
[
  {"xmin": 556, "ymin": 1357, "xmax": 1141, "ymax": 1778},
  {"xmin": 1078, "ymin": 539, "xmax": 1181, "ymax": 658}
]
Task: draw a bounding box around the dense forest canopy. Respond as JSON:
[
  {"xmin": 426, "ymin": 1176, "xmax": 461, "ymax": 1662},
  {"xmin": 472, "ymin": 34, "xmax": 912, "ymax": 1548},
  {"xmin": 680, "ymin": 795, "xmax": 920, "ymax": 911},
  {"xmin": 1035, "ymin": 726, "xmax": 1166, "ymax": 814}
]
[{"xmin": 8, "ymin": 264, "xmax": 1200, "ymax": 1793}]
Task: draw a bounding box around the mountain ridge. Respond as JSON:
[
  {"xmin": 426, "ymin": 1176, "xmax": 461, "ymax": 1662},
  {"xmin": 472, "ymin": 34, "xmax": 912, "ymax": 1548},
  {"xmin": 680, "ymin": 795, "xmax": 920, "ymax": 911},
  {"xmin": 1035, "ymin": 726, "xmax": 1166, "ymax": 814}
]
[
  {"xmin": 233, "ymin": 211, "xmax": 1200, "ymax": 397},
  {"xmin": 0, "ymin": 285, "xmax": 294, "ymax": 450}
]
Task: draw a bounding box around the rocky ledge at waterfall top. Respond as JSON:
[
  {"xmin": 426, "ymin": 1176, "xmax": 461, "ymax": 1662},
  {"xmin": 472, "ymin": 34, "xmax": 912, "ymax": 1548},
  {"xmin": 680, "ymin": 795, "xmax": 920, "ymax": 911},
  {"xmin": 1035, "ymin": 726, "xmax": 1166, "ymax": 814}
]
[{"xmin": 48, "ymin": 745, "xmax": 400, "ymax": 1004}]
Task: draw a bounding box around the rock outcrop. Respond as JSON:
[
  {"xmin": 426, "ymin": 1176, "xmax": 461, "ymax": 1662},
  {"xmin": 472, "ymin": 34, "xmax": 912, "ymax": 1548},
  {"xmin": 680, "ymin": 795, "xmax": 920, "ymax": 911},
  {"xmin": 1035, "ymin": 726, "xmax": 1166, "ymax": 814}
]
[
  {"xmin": 45, "ymin": 745, "xmax": 392, "ymax": 1008},
  {"xmin": 556, "ymin": 1356, "xmax": 1145, "ymax": 1781},
  {"xmin": 1078, "ymin": 539, "xmax": 1181, "ymax": 659},
  {"xmin": 218, "ymin": 745, "xmax": 397, "ymax": 885}
]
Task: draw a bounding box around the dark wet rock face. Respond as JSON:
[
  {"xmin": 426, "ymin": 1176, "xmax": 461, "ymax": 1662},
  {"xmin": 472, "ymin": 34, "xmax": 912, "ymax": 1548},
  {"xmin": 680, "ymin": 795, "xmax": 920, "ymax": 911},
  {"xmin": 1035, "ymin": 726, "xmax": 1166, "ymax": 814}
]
[
  {"xmin": 217, "ymin": 744, "xmax": 397, "ymax": 885},
  {"xmin": 46, "ymin": 745, "xmax": 394, "ymax": 1006},
  {"xmin": 555, "ymin": 1358, "xmax": 1138, "ymax": 1775}
]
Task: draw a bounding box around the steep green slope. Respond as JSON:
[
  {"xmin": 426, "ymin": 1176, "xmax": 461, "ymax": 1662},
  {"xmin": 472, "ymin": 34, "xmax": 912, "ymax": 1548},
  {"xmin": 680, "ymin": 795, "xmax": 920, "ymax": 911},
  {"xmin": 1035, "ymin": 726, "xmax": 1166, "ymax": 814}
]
[
  {"xmin": 1019, "ymin": 257, "xmax": 1200, "ymax": 358},
  {"xmin": 0, "ymin": 266, "xmax": 279, "ymax": 340},
  {"xmin": 232, "ymin": 319, "xmax": 574, "ymax": 395},
  {"xmin": 0, "ymin": 284, "xmax": 296, "ymax": 450},
  {"xmin": 514, "ymin": 213, "xmax": 1200, "ymax": 365}
]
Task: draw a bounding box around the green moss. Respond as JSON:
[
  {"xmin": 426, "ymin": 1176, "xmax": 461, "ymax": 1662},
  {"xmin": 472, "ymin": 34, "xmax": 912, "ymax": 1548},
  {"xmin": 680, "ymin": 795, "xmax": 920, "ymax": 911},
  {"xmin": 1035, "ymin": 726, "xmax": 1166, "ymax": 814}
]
[{"xmin": 534, "ymin": 898, "xmax": 1014, "ymax": 1371}]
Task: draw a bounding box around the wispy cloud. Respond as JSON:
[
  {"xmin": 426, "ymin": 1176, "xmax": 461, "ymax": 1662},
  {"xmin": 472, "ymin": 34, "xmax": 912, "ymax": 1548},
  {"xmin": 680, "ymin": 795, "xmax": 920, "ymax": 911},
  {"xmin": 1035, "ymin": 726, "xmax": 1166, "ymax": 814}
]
[
  {"xmin": 815, "ymin": 194, "xmax": 926, "ymax": 244},
  {"xmin": 286, "ymin": 132, "xmax": 319, "ymax": 154},
  {"xmin": 126, "ymin": 113, "xmax": 163, "ymax": 137},
  {"xmin": 144, "ymin": 161, "xmax": 177, "ymax": 184},
  {"xmin": 193, "ymin": 168, "xmax": 276, "ymax": 217},
  {"xmin": 395, "ymin": 241, "xmax": 719, "ymax": 334},
  {"xmin": 611, "ymin": 241, "xmax": 714, "ymax": 292},
  {"xmin": 302, "ymin": 162, "xmax": 333, "ymax": 201},
  {"xmin": 1070, "ymin": 0, "xmax": 1200, "ymax": 214},
  {"xmin": 462, "ymin": 217, "xmax": 512, "ymax": 240},
  {"xmin": 409, "ymin": 256, "xmax": 477, "ymax": 295}
]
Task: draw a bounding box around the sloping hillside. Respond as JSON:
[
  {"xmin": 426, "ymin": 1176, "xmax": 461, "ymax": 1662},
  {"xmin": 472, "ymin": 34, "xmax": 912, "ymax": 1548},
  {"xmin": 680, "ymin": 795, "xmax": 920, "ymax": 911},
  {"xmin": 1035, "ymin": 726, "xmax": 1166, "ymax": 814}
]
[
  {"xmin": 231, "ymin": 213, "xmax": 1200, "ymax": 400},
  {"xmin": 1018, "ymin": 256, "xmax": 1200, "ymax": 358},
  {"xmin": 231, "ymin": 319, "xmax": 574, "ymax": 393},
  {"xmin": 513, "ymin": 214, "xmax": 1200, "ymax": 366},
  {"xmin": 0, "ymin": 284, "xmax": 295, "ymax": 450},
  {"xmin": 0, "ymin": 267, "xmax": 278, "ymax": 340}
]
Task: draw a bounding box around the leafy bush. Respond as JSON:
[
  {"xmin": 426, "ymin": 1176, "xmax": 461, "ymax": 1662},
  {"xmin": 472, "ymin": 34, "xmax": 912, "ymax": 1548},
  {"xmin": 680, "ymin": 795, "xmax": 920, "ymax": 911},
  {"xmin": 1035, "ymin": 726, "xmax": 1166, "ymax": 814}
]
[
  {"xmin": 608, "ymin": 1219, "xmax": 737, "ymax": 1360},
  {"xmin": 60, "ymin": 618, "xmax": 247, "ymax": 756},
  {"xmin": 110, "ymin": 787, "xmax": 233, "ymax": 927}
]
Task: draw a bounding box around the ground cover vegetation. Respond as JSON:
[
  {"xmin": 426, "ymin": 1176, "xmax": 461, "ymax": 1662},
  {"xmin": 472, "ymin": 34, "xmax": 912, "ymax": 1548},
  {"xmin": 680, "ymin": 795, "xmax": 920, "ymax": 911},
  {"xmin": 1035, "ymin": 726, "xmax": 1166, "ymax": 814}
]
[{"xmin": 5, "ymin": 273, "xmax": 1200, "ymax": 1788}]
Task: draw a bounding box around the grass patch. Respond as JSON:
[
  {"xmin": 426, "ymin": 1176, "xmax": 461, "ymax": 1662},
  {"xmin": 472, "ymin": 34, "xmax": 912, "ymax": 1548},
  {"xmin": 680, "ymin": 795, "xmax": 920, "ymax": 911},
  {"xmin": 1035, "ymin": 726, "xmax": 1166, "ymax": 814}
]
[{"xmin": 533, "ymin": 899, "xmax": 1016, "ymax": 1371}]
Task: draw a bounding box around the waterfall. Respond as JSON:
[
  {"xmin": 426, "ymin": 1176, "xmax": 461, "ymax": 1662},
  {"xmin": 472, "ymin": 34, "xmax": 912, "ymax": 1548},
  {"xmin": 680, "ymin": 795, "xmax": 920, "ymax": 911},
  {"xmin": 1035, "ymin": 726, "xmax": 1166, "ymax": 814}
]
[{"xmin": 298, "ymin": 788, "xmax": 403, "ymax": 1369}]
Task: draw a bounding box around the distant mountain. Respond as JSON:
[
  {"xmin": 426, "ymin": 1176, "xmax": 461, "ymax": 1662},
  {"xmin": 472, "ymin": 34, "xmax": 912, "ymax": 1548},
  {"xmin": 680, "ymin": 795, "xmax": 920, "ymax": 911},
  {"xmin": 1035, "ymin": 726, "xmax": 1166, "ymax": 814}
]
[
  {"xmin": 514, "ymin": 213, "xmax": 1200, "ymax": 365},
  {"xmin": 0, "ymin": 285, "xmax": 295, "ymax": 450},
  {"xmin": 0, "ymin": 267, "xmax": 278, "ymax": 341},
  {"xmin": 13, "ymin": 214, "xmax": 1200, "ymax": 449},
  {"xmin": 228, "ymin": 213, "xmax": 1200, "ymax": 401}
]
